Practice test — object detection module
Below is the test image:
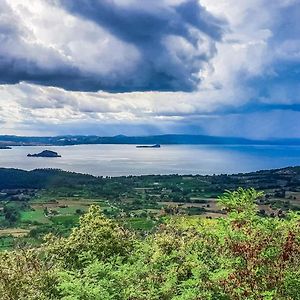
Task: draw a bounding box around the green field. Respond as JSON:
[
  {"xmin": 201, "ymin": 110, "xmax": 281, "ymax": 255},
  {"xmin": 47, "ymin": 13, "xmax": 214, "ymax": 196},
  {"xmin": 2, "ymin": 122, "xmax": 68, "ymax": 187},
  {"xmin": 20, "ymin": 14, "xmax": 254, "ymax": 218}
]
[
  {"xmin": 0, "ymin": 167, "xmax": 300, "ymax": 249},
  {"xmin": 126, "ymin": 217, "xmax": 157, "ymax": 231},
  {"xmin": 20, "ymin": 210, "xmax": 49, "ymax": 224}
]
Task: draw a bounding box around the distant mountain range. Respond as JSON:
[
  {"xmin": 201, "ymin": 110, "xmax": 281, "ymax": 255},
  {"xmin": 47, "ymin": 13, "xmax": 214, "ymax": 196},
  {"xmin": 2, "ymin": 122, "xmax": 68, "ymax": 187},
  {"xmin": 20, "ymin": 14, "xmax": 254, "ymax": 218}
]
[{"xmin": 0, "ymin": 134, "xmax": 300, "ymax": 146}]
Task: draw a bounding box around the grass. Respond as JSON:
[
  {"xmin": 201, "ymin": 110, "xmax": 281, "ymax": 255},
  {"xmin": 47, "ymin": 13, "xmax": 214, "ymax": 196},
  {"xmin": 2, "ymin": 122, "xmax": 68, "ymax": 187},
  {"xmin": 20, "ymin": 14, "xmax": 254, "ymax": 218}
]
[
  {"xmin": 0, "ymin": 215, "xmax": 5, "ymax": 223},
  {"xmin": 50, "ymin": 215, "xmax": 80, "ymax": 226},
  {"xmin": 126, "ymin": 217, "xmax": 157, "ymax": 231},
  {"xmin": 56, "ymin": 205, "xmax": 88, "ymax": 215},
  {"xmin": 20, "ymin": 210, "xmax": 50, "ymax": 224},
  {"xmin": 0, "ymin": 236, "xmax": 14, "ymax": 250}
]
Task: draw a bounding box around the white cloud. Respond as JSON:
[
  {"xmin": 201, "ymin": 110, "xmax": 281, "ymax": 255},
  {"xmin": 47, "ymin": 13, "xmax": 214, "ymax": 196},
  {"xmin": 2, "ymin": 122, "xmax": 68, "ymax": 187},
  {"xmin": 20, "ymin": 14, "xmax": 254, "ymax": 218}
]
[
  {"xmin": 0, "ymin": 82, "xmax": 241, "ymax": 122},
  {"xmin": 3, "ymin": 0, "xmax": 141, "ymax": 80}
]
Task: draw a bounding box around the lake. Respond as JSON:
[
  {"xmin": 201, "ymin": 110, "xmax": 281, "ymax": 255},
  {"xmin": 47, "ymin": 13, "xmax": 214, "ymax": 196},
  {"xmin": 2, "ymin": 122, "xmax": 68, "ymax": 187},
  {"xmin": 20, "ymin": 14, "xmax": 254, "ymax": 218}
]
[{"xmin": 0, "ymin": 144, "xmax": 299, "ymax": 176}]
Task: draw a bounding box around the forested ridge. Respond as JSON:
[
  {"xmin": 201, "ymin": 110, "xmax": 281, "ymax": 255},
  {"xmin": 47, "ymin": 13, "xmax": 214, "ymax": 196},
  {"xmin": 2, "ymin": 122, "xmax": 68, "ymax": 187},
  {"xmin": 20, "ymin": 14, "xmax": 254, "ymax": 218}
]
[{"xmin": 0, "ymin": 166, "xmax": 299, "ymax": 190}]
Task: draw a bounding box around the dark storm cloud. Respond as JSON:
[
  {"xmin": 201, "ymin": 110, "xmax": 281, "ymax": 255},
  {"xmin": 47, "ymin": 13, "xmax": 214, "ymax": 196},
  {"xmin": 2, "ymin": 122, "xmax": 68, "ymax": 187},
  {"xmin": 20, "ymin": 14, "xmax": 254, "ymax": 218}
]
[
  {"xmin": 0, "ymin": 0, "xmax": 85, "ymax": 89},
  {"xmin": 58, "ymin": 0, "xmax": 224, "ymax": 42},
  {"xmin": 0, "ymin": 0, "xmax": 226, "ymax": 92},
  {"xmin": 57, "ymin": 0, "xmax": 226, "ymax": 92}
]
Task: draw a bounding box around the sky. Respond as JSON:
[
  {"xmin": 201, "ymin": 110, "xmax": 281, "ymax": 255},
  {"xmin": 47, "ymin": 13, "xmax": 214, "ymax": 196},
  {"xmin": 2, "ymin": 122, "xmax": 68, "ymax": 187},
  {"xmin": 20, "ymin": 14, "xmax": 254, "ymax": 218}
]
[{"xmin": 0, "ymin": 0, "xmax": 299, "ymax": 139}]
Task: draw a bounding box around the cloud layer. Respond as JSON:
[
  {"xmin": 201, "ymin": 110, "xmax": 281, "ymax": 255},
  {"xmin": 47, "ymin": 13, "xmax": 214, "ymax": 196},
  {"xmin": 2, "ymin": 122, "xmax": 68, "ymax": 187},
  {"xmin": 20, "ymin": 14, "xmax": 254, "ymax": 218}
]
[
  {"xmin": 0, "ymin": 0, "xmax": 299, "ymax": 138},
  {"xmin": 0, "ymin": 0, "xmax": 226, "ymax": 92}
]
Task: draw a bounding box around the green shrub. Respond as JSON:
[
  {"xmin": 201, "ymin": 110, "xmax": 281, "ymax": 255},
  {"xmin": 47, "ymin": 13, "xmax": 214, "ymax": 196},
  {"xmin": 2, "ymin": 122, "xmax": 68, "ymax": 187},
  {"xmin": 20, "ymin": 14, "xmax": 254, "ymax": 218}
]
[{"xmin": 1, "ymin": 189, "xmax": 300, "ymax": 299}]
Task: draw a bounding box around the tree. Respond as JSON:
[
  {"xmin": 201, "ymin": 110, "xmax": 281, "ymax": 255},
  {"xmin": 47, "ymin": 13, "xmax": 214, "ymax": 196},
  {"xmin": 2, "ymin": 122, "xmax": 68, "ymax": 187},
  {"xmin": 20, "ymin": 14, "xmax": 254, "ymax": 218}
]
[
  {"xmin": 0, "ymin": 249, "xmax": 57, "ymax": 300},
  {"xmin": 1, "ymin": 190, "xmax": 300, "ymax": 299},
  {"xmin": 45, "ymin": 205, "xmax": 134, "ymax": 270},
  {"xmin": 3, "ymin": 205, "xmax": 20, "ymax": 224},
  {"xmin": 217, "ymin": 187, "xmax": 263, "ymax": 214}
]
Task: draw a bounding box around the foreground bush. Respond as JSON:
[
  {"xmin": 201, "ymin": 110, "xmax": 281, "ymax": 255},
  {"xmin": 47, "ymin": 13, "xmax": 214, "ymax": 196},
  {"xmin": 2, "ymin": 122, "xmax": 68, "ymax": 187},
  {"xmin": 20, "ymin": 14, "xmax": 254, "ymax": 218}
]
[{"xmin": 1, "ymin": 188, "xmax": 300, "ymax": 299}]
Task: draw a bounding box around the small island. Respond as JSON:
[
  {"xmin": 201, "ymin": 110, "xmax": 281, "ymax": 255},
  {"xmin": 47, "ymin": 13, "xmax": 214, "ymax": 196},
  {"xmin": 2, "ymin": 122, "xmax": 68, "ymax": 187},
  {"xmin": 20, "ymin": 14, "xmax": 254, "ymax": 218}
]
[
  {"xmin": 27, "ymin": 150, "xmax": 61, "ymax": 158},
  {"xmin": 136, "ymin": 144, "xmax": 161, "ymax": 148},
  {"xmin": 0, "ymin": 146, "xmax": 12, "ymax": 149}
]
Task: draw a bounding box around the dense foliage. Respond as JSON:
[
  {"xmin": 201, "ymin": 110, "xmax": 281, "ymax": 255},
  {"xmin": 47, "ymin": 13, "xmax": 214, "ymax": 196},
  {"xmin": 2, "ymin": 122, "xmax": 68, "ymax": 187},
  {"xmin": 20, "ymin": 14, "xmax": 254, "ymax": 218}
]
[
  {"xmin": 1, "ymin": 188, "xmax": 300, "ymax": 299},
  {"xmin": 1, "ymin": 166, "xmax": 299, "ymax": 194}
]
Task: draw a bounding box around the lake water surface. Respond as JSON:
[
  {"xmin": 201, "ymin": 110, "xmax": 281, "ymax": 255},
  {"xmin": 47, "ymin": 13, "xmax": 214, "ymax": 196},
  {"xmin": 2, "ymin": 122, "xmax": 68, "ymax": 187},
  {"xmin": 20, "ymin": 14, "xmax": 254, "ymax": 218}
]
[{"xmin": 0, "ymin": 144, "xmax": 299, "ymax": 176}]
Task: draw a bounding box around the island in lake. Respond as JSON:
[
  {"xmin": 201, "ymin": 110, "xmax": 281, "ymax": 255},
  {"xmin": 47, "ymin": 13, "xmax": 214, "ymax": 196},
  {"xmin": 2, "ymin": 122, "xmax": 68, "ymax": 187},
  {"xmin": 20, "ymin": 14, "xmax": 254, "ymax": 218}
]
[
  {"xmin": 27, "ymin": 150, "xmax": 61, "ymax": 157},
  {"xmin": 136, "ymin": 144, "xmax": 161, "ymax": 148}
]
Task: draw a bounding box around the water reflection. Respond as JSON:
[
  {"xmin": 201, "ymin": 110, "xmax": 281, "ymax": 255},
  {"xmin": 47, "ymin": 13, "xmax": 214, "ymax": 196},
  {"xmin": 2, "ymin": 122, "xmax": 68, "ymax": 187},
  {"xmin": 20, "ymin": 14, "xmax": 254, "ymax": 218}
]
[{"xmin": 0, "ymin": 144, "xmax": 299, "ymax": 176}]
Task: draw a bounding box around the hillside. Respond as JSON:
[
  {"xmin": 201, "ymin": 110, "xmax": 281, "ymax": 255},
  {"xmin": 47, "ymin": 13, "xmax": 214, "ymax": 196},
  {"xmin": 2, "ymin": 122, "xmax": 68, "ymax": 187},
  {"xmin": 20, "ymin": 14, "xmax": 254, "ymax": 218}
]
[
  {"xmin": 1, "ymin": 188, "xmax": 300, "ymax": 299},
  {"xmin": 0, "ymin": 166, "xmax": 300, "ymax": 250},
  {"xmin": 0, "ymin": 168, "xmax": 300, "ymax": 298},
  {"xmin": 1, "ymin": 134, "xmax": 300, "ymax": 146}
]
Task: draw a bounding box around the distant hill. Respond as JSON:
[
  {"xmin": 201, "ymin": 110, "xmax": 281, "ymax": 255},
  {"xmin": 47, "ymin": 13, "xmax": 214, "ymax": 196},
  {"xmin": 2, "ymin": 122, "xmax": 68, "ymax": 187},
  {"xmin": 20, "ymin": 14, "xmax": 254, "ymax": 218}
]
[
  {"xmin": 0, "ymin": 168, "xmax": 97, "ymax": 189},
  {"xmin": 0, "ymin": 134, "xmax": 300, "ymax": 146},
  {"xmin": 0, "ymin": 165, "xmax": 299, "ymax": 190}
]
